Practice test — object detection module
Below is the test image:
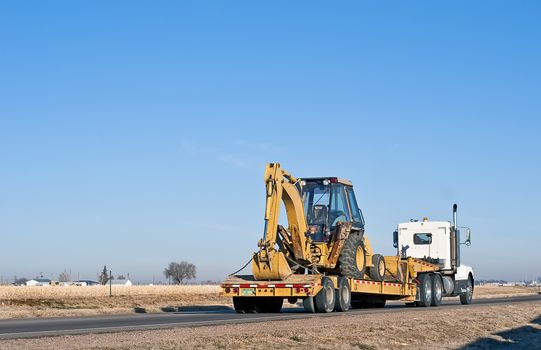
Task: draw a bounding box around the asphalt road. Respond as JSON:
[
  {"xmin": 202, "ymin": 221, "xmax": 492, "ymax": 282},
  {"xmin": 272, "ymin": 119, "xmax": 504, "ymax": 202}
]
[{"xmin": 0, "ymin": 294, "xmax": 539, "ymax": 339}]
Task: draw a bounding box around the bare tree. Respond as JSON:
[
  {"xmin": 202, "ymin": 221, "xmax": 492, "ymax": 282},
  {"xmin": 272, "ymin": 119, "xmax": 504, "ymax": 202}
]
[
  {"xmin": 164, "ymin": 261, "xmax": 196, "ymax": 284},
  {"xmin": 58, "ymin": 270, "xmax": 71, "ymax": 282},
  {"xmin": 117, "ymin": 274, "xmax": 126, "ymax": 280},
  {"xmin": 99, "ymin": 265, "xmax": 109, "ymax": 285}
]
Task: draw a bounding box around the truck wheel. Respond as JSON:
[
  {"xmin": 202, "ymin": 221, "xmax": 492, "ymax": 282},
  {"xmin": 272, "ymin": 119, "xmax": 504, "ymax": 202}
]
[
  {"xmin": 254, "ymin": 298, "xmax": 283, "ymax": 313},
  {"xmin": 431, "ymin": 274, "xmax": 443, "ymax": 306},
  {"xmin": 339, "ymin": 232, "xmax": 366, "ymax": 279},
  {"xmin": 334, "ymin": 277, "xmax": 351, "ymax": 312},
  {"xmin": 233, "ymin": 297, "xmax": 255, "ymax": 313},
  {"xmin": 303, "ymin": 296, "xmax": 317, "ymax": 313},
  {"xmin": 368, "ymin": 254, "xmax": 386, "ymax": 282},
  {"xmin": 460, "ymin": 277, "xmax": 473, "ymax": 305},
  {"xmin": 373, "ymin": 299, "xmax": 386, "ymax": 308},
  {"xmin": 417, "ymin": 274, "xmax": 433, "ymax": 307},
  {"xmin": 315, "ymin": 277, "xmax": 335, "ymax": 313}
]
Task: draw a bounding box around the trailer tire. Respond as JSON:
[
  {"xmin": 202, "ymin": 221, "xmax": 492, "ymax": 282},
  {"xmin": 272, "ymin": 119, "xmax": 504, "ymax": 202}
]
[
  {"xmin": 339, "ymin": 231, "xmax": 366, "ymax": 279},
  {"xmin": 233, "ymin": 297, "xmax": 255, "ymax": 313},
  {"xmin": 303, "ymin": 296, "xmax": 317, "ymax": 313},
  {"xmin": 315, "ymin": 277, "xmax": 335, "ymax": 313},
  {"xmin": 373, "ymin": 299, "xmax": 386, "ymax": 308},
  {"xmin": 369, "ymin": 254, "xmax": 386, "ymax": 282},
  {"xmin": 334, "ymin": 277, "xmax": 351, "ymax": 312},
  {"xmin": 431, "ymin": 274, "xmax": 443, "ymax": 306},
  {"xmin": 417, "ymin": 273, "xmax": 433, "ymax": 307},
  {"xmin": 460, "ymin": 276, "xmax": 473, "ymax": 305},
  {"xmin": 254, "ymin": 297, "xmax": 283, "ymax": 313}
]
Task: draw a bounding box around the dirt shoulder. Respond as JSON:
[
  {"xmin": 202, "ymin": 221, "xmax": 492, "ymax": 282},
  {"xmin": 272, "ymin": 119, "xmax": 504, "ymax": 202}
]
[{"xmin": 1, "ymin": 301, "xmax": 540, "ymax": 350}]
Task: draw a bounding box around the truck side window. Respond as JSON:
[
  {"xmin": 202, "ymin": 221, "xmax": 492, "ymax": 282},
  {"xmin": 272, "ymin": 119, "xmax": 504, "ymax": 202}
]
[{"xmin": 413, "ymin": 233, "xmax": 432, "ymax": 245}]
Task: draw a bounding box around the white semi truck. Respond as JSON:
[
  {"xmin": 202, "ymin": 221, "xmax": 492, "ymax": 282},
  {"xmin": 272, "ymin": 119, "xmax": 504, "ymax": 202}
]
[{"xmin": 393, "ymin": 204, "xmax": 474, "ymax": 306}]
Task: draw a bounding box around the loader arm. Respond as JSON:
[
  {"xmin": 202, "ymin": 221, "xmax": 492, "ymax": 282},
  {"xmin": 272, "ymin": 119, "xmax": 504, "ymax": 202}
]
[{"xmin": 252, "ymin": 163, "xmax": 312, "ymax": 280}]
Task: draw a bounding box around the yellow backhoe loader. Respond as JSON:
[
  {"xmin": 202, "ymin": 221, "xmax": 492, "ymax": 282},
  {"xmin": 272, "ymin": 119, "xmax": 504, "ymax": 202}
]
[{"xmin": 252, "ymin": 163, "xmax": 385, "ymax": 282}]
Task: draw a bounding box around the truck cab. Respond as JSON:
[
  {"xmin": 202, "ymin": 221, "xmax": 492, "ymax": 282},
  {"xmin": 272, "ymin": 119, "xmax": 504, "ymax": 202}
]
[{"xmin": 393, "ymin": 208, "xmax": 474, "ymax": 302}]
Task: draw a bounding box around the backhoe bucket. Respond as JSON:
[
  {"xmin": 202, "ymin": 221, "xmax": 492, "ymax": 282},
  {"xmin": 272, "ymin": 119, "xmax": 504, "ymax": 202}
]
[{"xmin": 252, "ymin": 251, "xmax": 292, "ymax": 280}]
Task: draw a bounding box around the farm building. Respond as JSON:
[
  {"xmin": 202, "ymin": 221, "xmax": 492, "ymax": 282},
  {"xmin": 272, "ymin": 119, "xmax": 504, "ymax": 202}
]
[{"xmin": 25, "ymin": 278, "xmax": 52, "ymax": 286}]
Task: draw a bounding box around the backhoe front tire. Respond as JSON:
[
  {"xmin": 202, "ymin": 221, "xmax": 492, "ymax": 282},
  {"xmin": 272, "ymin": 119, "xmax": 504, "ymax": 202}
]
[
  {"xmin": 369, "ymin": 254, "xmax": 386, "ymax": 282},
  {"xmin": 315, "ymin": 277, "xmax": 335, "ymax": 313},
  {"xmin": 339, "ymin": 231, "xmax": 366, "ymax": 279}
]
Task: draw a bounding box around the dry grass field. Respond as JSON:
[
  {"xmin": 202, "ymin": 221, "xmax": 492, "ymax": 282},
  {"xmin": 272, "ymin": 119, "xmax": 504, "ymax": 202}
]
[
  {"xmin": 0, "ymin": 284, "xmax": 223, "ymax": 319},
  {"xmin": 1, "ymin": 301, "xmax": 539, "ymax": 350},
  {"xmin": 0, "ymin": 284, "xmax": 537, "ymax": 319}
]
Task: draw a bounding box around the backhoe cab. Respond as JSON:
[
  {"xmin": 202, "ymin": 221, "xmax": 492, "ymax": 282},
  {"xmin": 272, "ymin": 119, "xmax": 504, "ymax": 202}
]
[{"xmin": 252, "ymin": 163, "xmax": 383, "ymax": 282}]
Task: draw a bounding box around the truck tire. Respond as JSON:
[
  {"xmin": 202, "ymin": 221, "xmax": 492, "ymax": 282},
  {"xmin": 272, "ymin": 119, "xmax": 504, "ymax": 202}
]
[
  {"xmin": 460, "ymin": 277, "xmax": 473, "ymax": 305},
  {"xmin": 373, "ymin": 299, "xmax": 386, "ymax": 308},
  {"xmin": 233, "ymin": 297, "xmax": 255, "ymax": 313},
  {"xmin": 334, "ymin": 277, "xmax": 351, "ymax": 312},
  {"xmin": 315, "ymin": 277, "xmax": 335, "ymax": 313},
  {"xmin": 303, "ymin": 296, "xmax": 317, "ymax": 313},
  {"xmin": 431, "ymin": 274, "xmax": 443, "ymax": 306},
  {"xmin": 368, "ymin": 254, "xmax": 386, "ymax": 282},
  {"xmin": 254, "ymin": 297, "xmax": 283, "ymax": 313},
  {"xmin": 417, "ymin": 273, "xmax": 433, "ymax": 307},
  {"xmin": 339, "ymin": 231, "xmax": 366, "ymax": 279}
]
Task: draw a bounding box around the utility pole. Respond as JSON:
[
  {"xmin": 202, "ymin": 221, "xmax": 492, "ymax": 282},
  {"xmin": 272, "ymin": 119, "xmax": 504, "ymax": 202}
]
[{"xmin": 109, "ymin": 270, "xmax": 112, "ymax": 297}]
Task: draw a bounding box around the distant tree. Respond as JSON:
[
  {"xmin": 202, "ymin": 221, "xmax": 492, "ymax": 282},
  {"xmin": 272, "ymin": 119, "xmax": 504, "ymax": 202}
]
[
  {"xmin": 99, "ymin": 265, "xmax": 110, "ymax": 285},
  {"xmin": 117, "ymin": 274, "xmax": 126, "ymax": 280},
  {"xmin": 13, "ymin": 276, "xmax": 28, "ymax": 285},
  {"xmin": 58, "ymin": 270, "xmax": 71, "ymax": 283},
  {"xmin": 164, "ymin": 261, "xmax": 196, "ymax": 284}
]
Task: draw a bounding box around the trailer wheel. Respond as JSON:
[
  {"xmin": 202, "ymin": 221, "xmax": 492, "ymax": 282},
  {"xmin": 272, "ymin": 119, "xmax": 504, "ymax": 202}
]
[
  {"xmin": 339, "ymin": 231, "xmax": 367, "ymax": 279},
  {"xmin": 334, "ymin": 277, "xmax": 351, "ymax": 312},
  {"xmin": 431, "ymin": 274, "xmax": 443, "ymax": 306},
  {"xmin": 315, "ymin": 277, "xmax": 335, "ymax": 313},
  {"xmin": 405, "ymin": 302, "xmax": 417, "ymax": 307},
  {"xmin": 417, "ymin": 273, "xmax": 433, "ymax": 307},
  {"xmin": 303, "ymin": 296, "xmax": 317, "ymax": 313},
  {"xmin": 233, "ymin": 297, "xmax": 255, "ymax": 313},
  {"xmin": 373, "ymin": 299, "xmax": 386, "ymax": 308},
  {"xmin": 369, "ymin": 254, "xmax": 386, "ymax": 282},
  {"xmin": 460, "ymin": 276, "xmax": 473, "ymax": 305},
  {"xmin": 254, "ymin": 297, "xmax": 283, "ymax": 313}
]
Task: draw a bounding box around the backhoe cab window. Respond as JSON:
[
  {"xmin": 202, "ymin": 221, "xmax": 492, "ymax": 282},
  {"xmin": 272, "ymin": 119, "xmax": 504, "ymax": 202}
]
[{"xmin": 302, "ymin": 182, "xmax": 353, "ymax": 241}]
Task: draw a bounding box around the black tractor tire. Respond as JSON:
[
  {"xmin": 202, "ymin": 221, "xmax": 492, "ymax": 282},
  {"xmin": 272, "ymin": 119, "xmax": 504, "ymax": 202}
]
[
  {"xmin": 369, "ymin": 254, "xmax": 386, "ymax": 282},
  {"xmin": 431, "ymin": 274, "xmax": 443, "ymax": 306},
  {"xmin": 417, "ymin": 273, "xmax": 433, "ymax": 307},
  {"xmin": 303, "ymin": 296, "xmax": 317, "ymax": 313},
  {"xmin": 233, "ymin": 297, "xmax": 255, "ymax": 313},
  {"xmin": 334, "ymin": 277, "xmax": 351, "ymax": 312},
  {"xmin": 339, "ymin": 231, "xmax": 367, "ymax": 279},
  {"xmin": 460, "ymin": 277, "xmax": 473, "ymax": 305},
  {"xmin": 315, "ymin": 277, "xmax": 335, "ymax": 313},
  {"xmin": 254, "ymin": 298, "xmax": 283, "ymax": 313}
]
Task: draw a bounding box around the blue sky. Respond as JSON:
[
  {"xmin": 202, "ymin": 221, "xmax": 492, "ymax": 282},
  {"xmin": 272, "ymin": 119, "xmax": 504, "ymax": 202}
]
[{"xmin": 1, "ymin": 1, "xmax": 540, "ymax": 283}]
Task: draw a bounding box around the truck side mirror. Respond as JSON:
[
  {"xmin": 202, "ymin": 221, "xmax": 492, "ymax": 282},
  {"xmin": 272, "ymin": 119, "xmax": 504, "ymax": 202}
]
[
  {"xmin": 464, "ymin": 228, "xmax": 471, "ymax": 246},
  {"xmin": 393, "ymin": 230, "xmax": 398, "ymax": 248}
]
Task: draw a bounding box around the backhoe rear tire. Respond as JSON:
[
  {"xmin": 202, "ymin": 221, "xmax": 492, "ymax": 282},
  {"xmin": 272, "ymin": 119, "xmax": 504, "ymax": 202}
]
[
  {"xmin": 315, "ymin": 277, "xmax": 335, "ymax": 313},
  {"xmin": 339, "ymin": 231, "xmax": 366, "ymax": 279}
]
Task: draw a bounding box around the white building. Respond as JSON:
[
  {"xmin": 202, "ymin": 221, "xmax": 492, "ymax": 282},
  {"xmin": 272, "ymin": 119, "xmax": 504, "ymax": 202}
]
[{"xmin": 25, "ymin": 278, "xmax": 52, "ymax": 286}]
